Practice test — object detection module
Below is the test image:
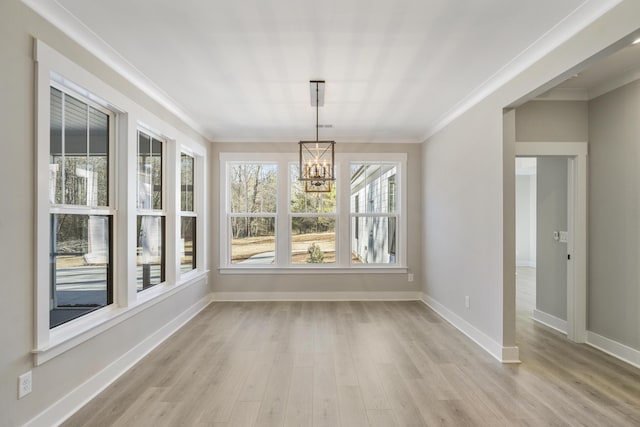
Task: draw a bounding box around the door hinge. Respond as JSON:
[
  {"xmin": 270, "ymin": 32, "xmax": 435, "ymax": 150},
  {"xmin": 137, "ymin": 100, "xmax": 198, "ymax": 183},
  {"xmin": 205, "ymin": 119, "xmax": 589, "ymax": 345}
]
[{"xmin": 568, "ymin": 254, "xmax": 571, "ymax": 260}]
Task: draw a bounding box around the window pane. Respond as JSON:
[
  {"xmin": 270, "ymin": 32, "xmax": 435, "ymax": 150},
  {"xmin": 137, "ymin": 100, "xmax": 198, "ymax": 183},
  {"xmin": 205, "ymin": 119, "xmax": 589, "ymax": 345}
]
[
  {"xmin": 88, "ymin": 107, "xmax": 109, "ymax": 206},
  {"xmin": 180, "ymin": 216, "xmax": 196, "ymax": 273},
  {"xmin": 229, "ymin": 164, "xmax": 277, "ymax": 213},
  {"xmin": 137, "ymin": 132, "xmax": 163, "ymax": 210},
  {"xmin": 230, "ymin": 217, "xmax": 275, "ymax": 264},
  {"xmin": 181, "ymin": 154, "xmax": 194, "ymax": 212},
  {"xmin": 137, "ymin": 215, "xmax": 166, "ymax": 291},
  {"xmin": 290, "ymin": 164, "xmax": 336, "ymax": 213},
  {"xmin": 351, "ymin": 216, "xmax": 396, "ymax": 264},
  {"xmin": 50, "ymin": 87, "xmax": 63, "ymax": 204},
  {"xmin": 151, "ymin": 138, "xmax": 163, "ymax": 210},
  {"xmin": 350, "ymin": 163, "xmax": 398, "ymax": 213},
  {"xmin": 50, "ymin": 214, "xmax": 112, "ymax": 328},
  {"xmin": 291, "ymin": 217, "xmax": 335, "ymax": 264},
  {"xmin": 64, "ymin": 94, "xmax": 89, "ymax": 205}
]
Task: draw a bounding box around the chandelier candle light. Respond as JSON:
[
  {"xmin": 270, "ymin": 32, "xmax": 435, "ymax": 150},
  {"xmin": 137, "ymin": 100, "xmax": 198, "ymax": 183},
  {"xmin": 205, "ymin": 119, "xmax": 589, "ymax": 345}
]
[{"xmin": 299, "ymin": 80, "xmax": 335, "ymax": 193}]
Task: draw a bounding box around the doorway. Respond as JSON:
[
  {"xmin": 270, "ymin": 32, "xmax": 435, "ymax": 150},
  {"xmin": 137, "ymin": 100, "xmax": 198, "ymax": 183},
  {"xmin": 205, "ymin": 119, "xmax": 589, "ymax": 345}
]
[
  {"xmin": 516, "ymin": 156, "xmax": 570, "ymax": 337},
  {"xmin": 514, "ymin": 142, "xmax": 588, "ymax": 343}
]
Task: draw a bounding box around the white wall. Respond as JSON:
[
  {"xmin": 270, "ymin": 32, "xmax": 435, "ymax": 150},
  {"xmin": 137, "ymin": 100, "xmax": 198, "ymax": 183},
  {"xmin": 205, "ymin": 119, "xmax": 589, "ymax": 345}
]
[
  {"xmin": 536, "ymin": 158, "xmax": 568, "ymax": 321},
  {"xmin": 210, "ymin": 142, "xmax": 422, "ymax": 296},
  {"xmin": 516, "ymin": 171, "xmax": 536, "ymax": 267},
  {"xmin": 588, "ymin": 79, "xmax": 640, "ymax": 350},
  {"xmin": 0, "ymin": 1, "xmax": 210, "ymax": 425},
  {"xmin": 422, "ymin": 1, "xmax": 640, "ymax": 361}
]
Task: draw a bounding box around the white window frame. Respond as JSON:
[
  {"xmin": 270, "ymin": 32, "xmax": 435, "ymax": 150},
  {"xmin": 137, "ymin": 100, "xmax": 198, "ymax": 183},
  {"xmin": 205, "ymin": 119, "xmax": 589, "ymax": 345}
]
[
  {"xmin": 349, "ymin": 161, "xmax": 400, "ymax": 266},
  {"xmin": 219, "ymin": 152, "xmax": 407, "ymax": 273},
  {"xmin": 47, "ymin": 81, "xmax": 117, "ymax": 326},
  {"xmin": 222, "ymin": 157, "xmax": 280, "ymax": 267},
  {"xmin": 178, "ymin": 150, "xmax": 198, "ymax": 276},
  {"xmin": 135, "ymin": 128, "xmax": 168, "ymax": 291},
  {"xmin": 288, "ymin": 160, "xmax": 340, "ymax": 265},
  {"xmin": 34, "ymin": 40, "xmax": 208, "ymax": 365}
]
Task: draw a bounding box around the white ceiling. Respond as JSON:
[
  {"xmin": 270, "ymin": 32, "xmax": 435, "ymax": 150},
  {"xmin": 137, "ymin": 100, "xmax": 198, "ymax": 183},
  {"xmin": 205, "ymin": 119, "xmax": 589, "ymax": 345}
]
[{"xmin": 31, "ymin": 0, "xmax": 622, "ymax": 142}]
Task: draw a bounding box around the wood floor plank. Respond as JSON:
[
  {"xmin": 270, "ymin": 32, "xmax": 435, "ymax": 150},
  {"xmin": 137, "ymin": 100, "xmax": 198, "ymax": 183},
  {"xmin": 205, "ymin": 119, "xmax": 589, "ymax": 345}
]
[
  {"xmin": 227, "ymin": 401, "xmax": 261, "ymax": 427},
  {"xmin": 337, "ymin": 385, "xmax": 369, "ymax": 427},
  {"xmin": 376, "ymin": 363, "xmax": 426, "ymax": 427},
  {"xmin": 366, "ymin": 409, "xmax": 398, "ymax": 427},
  {"xmin": 254, "ymin": 352, "xmax": 294, "ymax": 427},
  {"xmin": 283, "ymin": 366, "xmax": 313, "ymax": 427},
  {"xmin": 313, "ymin": 352, "xmax": 340, "ymax": 427}
]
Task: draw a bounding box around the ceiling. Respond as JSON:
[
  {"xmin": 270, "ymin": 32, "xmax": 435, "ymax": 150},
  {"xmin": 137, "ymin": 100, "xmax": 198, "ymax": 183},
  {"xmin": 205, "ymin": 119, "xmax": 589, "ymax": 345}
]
[{"xmin": 29, "ymin": 0, "xmax": 622, "ymax": 142}]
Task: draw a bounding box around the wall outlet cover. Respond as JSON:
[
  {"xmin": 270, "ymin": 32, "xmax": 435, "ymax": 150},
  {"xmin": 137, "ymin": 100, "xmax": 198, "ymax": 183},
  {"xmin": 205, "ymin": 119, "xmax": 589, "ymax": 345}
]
[{"xmin": 18, "ymin": 371, "xmax": 32, "ymax": 399}]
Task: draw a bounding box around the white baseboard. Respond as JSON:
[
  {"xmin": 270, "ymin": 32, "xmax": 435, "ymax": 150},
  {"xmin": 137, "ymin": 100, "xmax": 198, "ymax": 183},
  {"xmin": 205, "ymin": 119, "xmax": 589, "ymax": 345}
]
[
  {"xmin": 586, "ymin": 331, "xmax": 640, "ymax": 370},
  {"xmin": 25, "ymin": 293, "xmax": 213, "ymax": 427},
  {"xmin": 212, "ymin": 291, "xmax": 421, "ymax": 301},
  {"xmin": 532, "ymin": 309, "xmax": 568, "ymax": 334},
  {"xmin": 420, "ymin": 293, "xmax": 520, "ymax": 364}
]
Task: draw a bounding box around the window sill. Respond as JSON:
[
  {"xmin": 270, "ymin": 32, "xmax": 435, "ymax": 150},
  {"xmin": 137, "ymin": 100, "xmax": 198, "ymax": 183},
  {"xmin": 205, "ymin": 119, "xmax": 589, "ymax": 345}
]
[
  {"xmin": 218, "ymin": 266, "xmax": 408, "ymax": 275},
  {"xmin": 32, "ymin": 270, "xmax": 209, "ymax": 366}
]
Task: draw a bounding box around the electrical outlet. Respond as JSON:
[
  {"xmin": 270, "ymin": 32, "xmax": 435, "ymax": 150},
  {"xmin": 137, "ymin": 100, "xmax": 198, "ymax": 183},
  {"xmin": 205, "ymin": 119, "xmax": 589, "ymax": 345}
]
[
  {"xmin": 408, "ymin": 273, "xmax": 414, "ymax": 282},
  {"xmin": 18, "ymin": 371, "xmax": 32, "ymax": 399},
  {"xmin": 465, "ymin": 296, "xmax": 470, "ymax": 309}
]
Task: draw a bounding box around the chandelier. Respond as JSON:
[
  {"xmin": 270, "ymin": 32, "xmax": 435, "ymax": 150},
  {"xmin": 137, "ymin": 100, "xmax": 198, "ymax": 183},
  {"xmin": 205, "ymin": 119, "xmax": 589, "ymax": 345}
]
[{"xmin": 299, "ymin": 80, "xmax": 335, "ymax": 193}]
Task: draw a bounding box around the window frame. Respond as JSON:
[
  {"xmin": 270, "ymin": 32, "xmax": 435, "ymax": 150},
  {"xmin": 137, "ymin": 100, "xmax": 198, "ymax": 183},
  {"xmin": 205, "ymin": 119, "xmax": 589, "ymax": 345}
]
[
  {"xmin": 47, "ymin": 83, "xmax": 117, "ymax": 328},
  {"xmin": 223, "ymin": 159, "xmax": 279, "ymax": 266},
  {"xmin": 349, "ymin": 162, "xmax": 400, "ymax": 266},
  {"xmin": 179, "ymin": 151, "xmax": 197, "ymax": 275},
  {"xmin": 288, "ymin": 161, "xmax": 339, "ymax": 265},
  {"xmin": 219, "ymin": 152, "xmax": 407, "ymax": 273},
  {"xmin": 136, "ymin": 128, "xmax": 167, "ymax": 291}
]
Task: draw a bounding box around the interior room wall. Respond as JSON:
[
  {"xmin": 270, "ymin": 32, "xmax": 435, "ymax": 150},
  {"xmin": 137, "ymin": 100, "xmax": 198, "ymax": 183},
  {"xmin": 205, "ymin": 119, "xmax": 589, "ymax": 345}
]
[
  {"xmin": 0, "ymin": 1, "xmax": 210, "ymax": 425},
  {"xmin": 588, "ymin": 79, "xmax": 640, "ymax": 351},
  {"xmin": 536, "ymin": 158, "xmax": 568, "ymax": 321},
  {"xmin": 515, "ymin": 100, "xmax": 588, "ymax": 142},
  {"xmin": 209, "ymin": 142, "xmax": 423, "ymax": 296},
  {"xmin": 422, "ymin": 1, "xmax": 640, "ymax": 360},
  {"xmin": 516, "ymin": 173, "xmax": 536, "ymax": 267}
]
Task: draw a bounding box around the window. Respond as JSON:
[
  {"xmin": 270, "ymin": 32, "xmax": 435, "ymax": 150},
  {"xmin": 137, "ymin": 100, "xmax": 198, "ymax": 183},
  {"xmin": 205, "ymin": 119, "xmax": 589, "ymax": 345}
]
[
  {"xmin": 36, "ymin": 40, "xmax": 209, "ymax": 365},
  {"xmin": 220, "ymin": 153, "xmax": 405, "ymax": 270},
  {"xmin": 227, "ymin": 163, "xmax": 277, "ymax": 264},
  {"xmin": 350, "ymin": 162, "xmax": 398, "ymax": 264},
  {"xmin": 49, "ymin": 86, "xmax": 114, "ymax": 328},
  {"xmin": 290, "ymin": 163, "xmax": 337, "ymax": 264},
  {"xmin": 180, "ymin": 153, "xmax": 196, "ymax": 273},
  {"xmin": 136, "ymin": 130, "xmax": 165, "ymax": 290}
]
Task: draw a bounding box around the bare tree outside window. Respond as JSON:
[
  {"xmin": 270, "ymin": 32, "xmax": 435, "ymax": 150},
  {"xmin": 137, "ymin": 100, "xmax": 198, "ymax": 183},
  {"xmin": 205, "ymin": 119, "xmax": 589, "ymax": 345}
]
[{"xmin": 229, "ymin": 163, "xmax": 277, "ymax": 264}]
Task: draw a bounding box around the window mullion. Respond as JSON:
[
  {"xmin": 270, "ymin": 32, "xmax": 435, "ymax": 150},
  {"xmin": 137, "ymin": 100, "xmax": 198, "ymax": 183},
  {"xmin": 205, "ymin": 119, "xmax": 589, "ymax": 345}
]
[
  {"xmin": 277, "ymin": 158, "xmax": 289, "ymax": 266},
  {"xmin": 339, "ymin": 158, "xmax": 350, "ymax": 266}
]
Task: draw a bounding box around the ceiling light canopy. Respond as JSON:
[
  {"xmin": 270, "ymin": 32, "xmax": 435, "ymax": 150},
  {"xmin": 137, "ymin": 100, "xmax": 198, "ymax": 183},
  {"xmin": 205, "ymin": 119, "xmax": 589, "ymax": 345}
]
[{"xmin": 299, "ymin": 80, "xmax": 335, "ymax": 193}]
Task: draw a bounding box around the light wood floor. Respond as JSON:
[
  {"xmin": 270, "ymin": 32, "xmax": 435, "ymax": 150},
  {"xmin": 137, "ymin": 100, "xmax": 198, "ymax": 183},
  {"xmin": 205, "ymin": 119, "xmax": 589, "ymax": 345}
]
[{"xmin": 64, "ymin": 270, "xmax": 640, "ymax": 426}]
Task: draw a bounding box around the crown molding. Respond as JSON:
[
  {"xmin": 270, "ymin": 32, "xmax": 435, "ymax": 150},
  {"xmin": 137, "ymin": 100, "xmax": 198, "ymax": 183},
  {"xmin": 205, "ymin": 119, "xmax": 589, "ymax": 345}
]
[
  {"xmin": 421, "ymin": 0, "xmax": 622, "ymax": 142},
  {"xmin": 22, "ymin": 0, "xmax": 210, "ymax": 140}
]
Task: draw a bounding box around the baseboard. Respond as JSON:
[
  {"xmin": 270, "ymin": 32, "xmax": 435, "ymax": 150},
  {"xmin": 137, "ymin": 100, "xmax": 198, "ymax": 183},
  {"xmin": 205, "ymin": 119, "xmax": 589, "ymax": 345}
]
[
  {"xmin": 420, "ymin": 293, "xmax": 520, "ymax": 363},
  {"xmin": 212, "ymin": 291, "xmax": 421, "ymax": 301},
  {"xmin": 586, "ymin": 331, "xmax": 640, "ymax": 370},
  {"xmin": 25, "ymin": 293, "xmax": 213, "ymax": 427},
  {"xmin": 532, "ymin": 309, "xmax": 568, "ymax": 334}
]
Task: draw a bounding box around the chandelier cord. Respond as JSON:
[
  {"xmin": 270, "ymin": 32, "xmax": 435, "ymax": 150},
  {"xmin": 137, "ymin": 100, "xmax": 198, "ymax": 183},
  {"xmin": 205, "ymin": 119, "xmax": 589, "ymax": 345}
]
[{"xmin": 315, "ymin": 82, "xmax": 319, "ymax": 142}]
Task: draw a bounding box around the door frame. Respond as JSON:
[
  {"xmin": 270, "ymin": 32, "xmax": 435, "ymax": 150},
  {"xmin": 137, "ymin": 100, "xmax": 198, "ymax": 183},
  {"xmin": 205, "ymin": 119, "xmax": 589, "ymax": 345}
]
[{"xmin": 515, "ymin": 141, "xmax": 587, "ymax": 343}]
